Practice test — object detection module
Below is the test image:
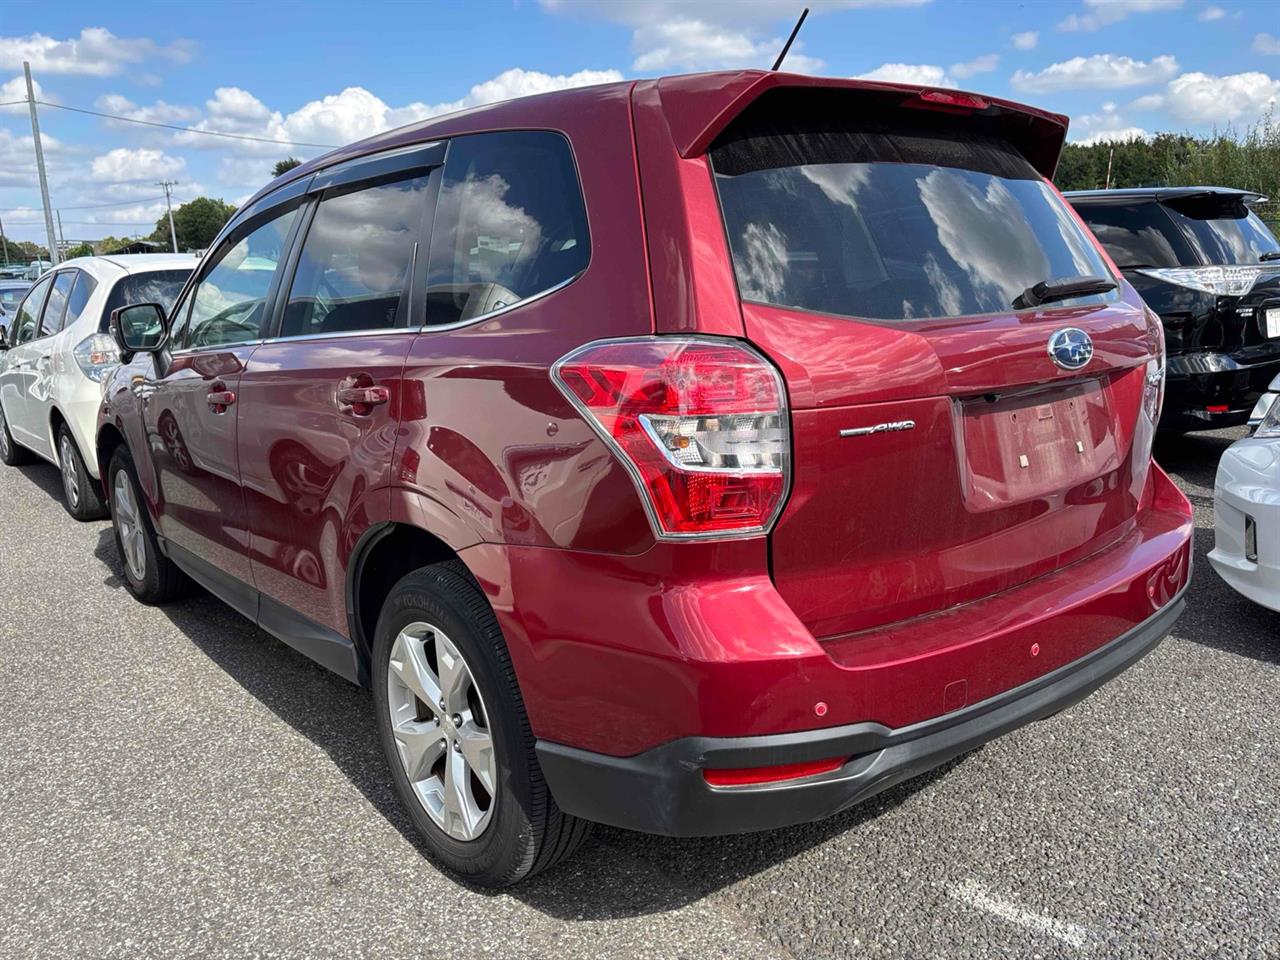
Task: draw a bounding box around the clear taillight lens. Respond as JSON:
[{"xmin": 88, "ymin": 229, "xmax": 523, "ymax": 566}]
[
  {"xmin": 552, "ymin": 337, "xmax": 790, "ymax": 539},
  {"xmin": 73, "ymin": 333, "xmax": 120, "ymax": 382},
  {"xmin": 1136, "ymin": 265, "xmax": 1278, "ymax": 297},
  {"xmin": 1255, "ymin": 397, "xmax": 1280, "ymax": 438}
]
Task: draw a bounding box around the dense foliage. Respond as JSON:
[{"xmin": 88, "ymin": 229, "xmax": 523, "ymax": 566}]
[
  {"xmin": 149, "ymin": 196, "xmax": 237, "ymax": 252},
  {"xmin": 272, "ymin": 157, "xmax": 302, "ymax": 178}
]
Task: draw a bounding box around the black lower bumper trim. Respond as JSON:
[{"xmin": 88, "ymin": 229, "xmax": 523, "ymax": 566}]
[{"xmin": 537, "ymin": 589, "xmax": 1186, "ymax": 837}]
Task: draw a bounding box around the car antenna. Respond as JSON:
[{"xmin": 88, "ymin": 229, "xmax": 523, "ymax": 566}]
[{"xmin": 771, "ymin": 8, "xmax": 809, "ymax": 71}]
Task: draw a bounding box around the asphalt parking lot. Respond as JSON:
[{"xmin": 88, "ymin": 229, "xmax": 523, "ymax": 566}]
[{"xmin": 0, "ymin": 427, "xmax": 1276, "ymax": 960}]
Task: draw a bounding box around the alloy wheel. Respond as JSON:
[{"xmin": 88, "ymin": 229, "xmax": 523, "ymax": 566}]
[
  {"xmin": 386, "ymin": 622, "xmax": 497, "ymax": 842},
  {"xmin": 112, "ymin": 471, "xmax": 147, "ymax": 582},
  {"xmin": 59, "ymin": 435, "xmax": 80, "ymax": 509}
]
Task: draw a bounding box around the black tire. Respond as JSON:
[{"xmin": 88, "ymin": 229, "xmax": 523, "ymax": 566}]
[
  {"xmin": 372, "ymin": 561, "xmax": 591, "ymax": 887},
  {"xmin": 0, "ymin": 399, "xmax": 33, "ymax": 466},
  {"xmin": 57, "ymin": 425, "xmax": 108, "ymax": 521},
  {"xmin": 107, "ymin": 446, "xmax": 184, "ymax": 604}
]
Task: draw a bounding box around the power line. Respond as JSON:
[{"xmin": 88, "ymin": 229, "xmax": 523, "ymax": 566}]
[
  {"xmin": 4, "ymin": 219, "xmax": 156, "ymax": 227},
  {"xmin": 34, "ymin": 99, "xmax": 338, "ymax": 148}
]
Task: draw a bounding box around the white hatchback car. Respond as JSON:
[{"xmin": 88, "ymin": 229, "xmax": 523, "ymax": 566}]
[
  {"xmin": 1210, "ymin": 375, "xmax": 1280, "ymax": 610},
  {"xmin": 0, "ymin": 255, "xmax": 196, "ymax": 518}
]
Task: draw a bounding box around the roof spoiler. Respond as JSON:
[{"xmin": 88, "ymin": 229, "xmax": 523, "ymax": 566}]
[{"xmin": 653, "ymin": 70, "xmax": 1070, "ymax": 178}]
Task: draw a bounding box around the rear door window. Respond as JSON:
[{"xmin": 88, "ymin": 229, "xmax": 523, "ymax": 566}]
[
  {"xmin": 1071, "ymin": 202, "xmax": 1193, "ymax": 269},
  {"xmin": 1160, "ymin": 194, "xmax": 1280, "ymax": 265},
  {"xmin": 11, "ymin": 275, "xmax": 51, "ymax": 344},
  {"xmin": 38, "ymin": 271, "xmax": 76, "ymax": 338},
  {"xmin": 101, "ymin": 271, "xmax": 187, "ymax": 331},
  {"xmin": 424, "ymin": 131, "xmax": 590, "ymax": 326},
  {"xmin": 711, "ymin": 125, "xmax": 1115, "ymax": 322},
  {"xmin": 278, "ymin": 173, "xmax": 430, "ymax": 339}
]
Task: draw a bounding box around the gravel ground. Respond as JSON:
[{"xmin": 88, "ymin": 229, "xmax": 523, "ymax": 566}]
[{"xmin": 0, "ymin": 427, "xmax": 1276, "ymax": 959}]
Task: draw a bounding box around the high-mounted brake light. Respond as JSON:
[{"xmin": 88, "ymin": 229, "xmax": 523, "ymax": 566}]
[
  {"xmin": 911, "ymin": 89, "xmax": 990, "ymax": 112},
  {"xmin": 552, "ymin": 337, "xmax": 790, "ymax": 540}
]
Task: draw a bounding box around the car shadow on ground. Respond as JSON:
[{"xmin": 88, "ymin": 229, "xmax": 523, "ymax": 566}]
[
  {"xmin": 13, "ymin": 460, "xmax": 67, "ymax": 507},
  {"xmin": 89, "ymin": 524, "xmax": 963, "ymax": 917}
]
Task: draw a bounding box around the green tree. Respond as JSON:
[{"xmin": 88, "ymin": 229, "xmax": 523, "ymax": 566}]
[
  {"xmin": 63, "ymin": 242, "xmax": 94, "ymax": 259},
  {"xmin": 151, "ymin": 197, "xmax": 237, "ymax": 251},
  {"xmin": 272, "ymin": 157, "xmax": 302, "ymax": 178}
]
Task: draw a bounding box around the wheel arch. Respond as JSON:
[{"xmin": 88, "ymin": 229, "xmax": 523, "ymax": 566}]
[{"xmin": 95, "ymin": 421, "xmax": 128, "ymax": 501}]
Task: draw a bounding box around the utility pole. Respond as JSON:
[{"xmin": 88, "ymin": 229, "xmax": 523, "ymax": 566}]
[
  {"xmin": 56, "ymin": 210, "xmax": 66, "ymax": 254},
  {"xmin": 157, "ymin": 180, "xmax": 179, "ymax": 253},
  {"xmin": 0, "ymin": 211, "xmax": 9, "ymax": 265},
  {"xmin": 24, "ymin": 61, "xmax": 59, "ymax": 267}
]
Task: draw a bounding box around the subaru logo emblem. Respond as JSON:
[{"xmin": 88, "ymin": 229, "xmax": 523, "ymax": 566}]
[{"xmin": 1047, "ymin": 327, "xmax": 1093, "ymax": 371}]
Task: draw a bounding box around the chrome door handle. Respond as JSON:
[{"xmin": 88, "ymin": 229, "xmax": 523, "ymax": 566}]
[
  {"xmin": 207, "ymin": 389, "xmax": 237, "ymax": 412},
  {"xmin": 336, "ymin": 385, "xmax": 389, "ymax": 409}
]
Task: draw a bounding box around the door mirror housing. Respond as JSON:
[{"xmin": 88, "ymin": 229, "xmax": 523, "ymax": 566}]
[
  {"xmin": 0, "ymin": 322, "xmax": 9, "ymax": 352},
  {"xmin": 110, "ymin": 303, "xmax": 168, "ymax": 360}
]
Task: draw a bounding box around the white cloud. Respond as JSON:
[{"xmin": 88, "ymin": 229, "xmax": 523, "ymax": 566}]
[
  {"xmin": 540, "ymin": 0, "xmax": 928, "ymax": 72},
  {"xmin": 95, "ymin": 93, "xmax": 199, "ymax": 125},
  {"xmin": 1162, "ymin": 71, "xmax": 1280, "ymax": 124},
  {"xmin": 90, "ymin": 147, "xmax": 185, "ymax": 183},
  {"xmin": 0, "ymin": 27, "xmax": 193, "ymax": 76},
  {"xmin": 0, "ymin": 73, "xmax": 49, "ymax": 114},
  {"xmin": 0, "ymin": 127, "xmax": 61, "ymax": 188},
  {"xmin": 631, "ymin": 18, "xmax": 822, "ymax": 72},
  {"xmin": 949, "ymin": 54, "xmax": 998, "ymax": 80},
  {"xmin": 1011, "ymin": 31, "xmax": 1039, "ymax": 50},
  {"xmin": 1011, "ymin": 54, "xmax": 1179, "ymax": 92},
  {"xmin": 1198, "ymin": 5, "xmax": 1226, "ymax": 19},
  {"xmin": 856, "ymin": 63, "xmax": 957, "ymax": 88},
  {"xmin": 416, "ymin": 67, "xmax": 626, "ymax": 116},
  {"xmin": 1057, "ymin": 0, "xmax": 1183, "ymax": 32},
  {"xmin": 1130, "ymin": 93, "xmax": 1166, "ymax": 110},
  {"xmin": 1254, "ymin": 33, "xmax": 1280, "ymax": 55},
  {"xmin": 1069, "ymin": 102, "xmax": 1149, "ymax": 143}
]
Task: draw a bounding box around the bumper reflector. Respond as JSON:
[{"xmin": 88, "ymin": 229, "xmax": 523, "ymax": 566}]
[{"xmin": 703, "ymin": 757, "xmax": 846, "ymax": 787}]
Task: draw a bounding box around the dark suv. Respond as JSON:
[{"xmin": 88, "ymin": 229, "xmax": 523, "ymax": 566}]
[
  {"xmin": 97, "ymin": 72, "xmax": 1192, "ymax": 887},
  {"xmin": 1067, "ymin": 187, "xmax": 1280, "ymax": 431}
]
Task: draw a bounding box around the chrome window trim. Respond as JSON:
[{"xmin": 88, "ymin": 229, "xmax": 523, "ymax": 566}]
[
  {"xmin": 169, "ymin": 338, "xmax": 265, "ymax": 358},
  {"xmin": 259, "ymin": 327, "xmax": 409, "ymax": 346},
  {"xmin": 417, "ymin": 271, "xmax": 582, "ymax": 334}
]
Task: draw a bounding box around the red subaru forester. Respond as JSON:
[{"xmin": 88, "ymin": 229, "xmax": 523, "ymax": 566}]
[{"xmin": 97, "ymin": 71, "xmax": 1192, "ymax": 886}]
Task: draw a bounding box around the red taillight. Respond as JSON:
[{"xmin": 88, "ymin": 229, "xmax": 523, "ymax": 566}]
[
  {"xmin": 703, "ymin": 757, "xmax": 846, "ymax": 787},
  {"xmin": 1207, "ymin": 404, "xmax": 1229, "ymax": 413},
  {"xmin": 552, "ymin": 337, "xmax": 790, "ymax": 539}
]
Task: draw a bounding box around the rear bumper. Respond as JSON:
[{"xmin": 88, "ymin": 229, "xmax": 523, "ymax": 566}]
[
  {"xmin": 537, "ymin": 586, "xmax": 1185, "ymax": 836},
  {"xmin": 1209, "ymin": 437, "xmax": 1280, "ymax": 611},
  {"xmin": 1163, "ymin": 354, "xmax": 1280, "ymax": 430}
]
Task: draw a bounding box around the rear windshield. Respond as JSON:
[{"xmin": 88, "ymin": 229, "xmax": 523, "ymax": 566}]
[
  {"xmin": 0, "ymin": 286, "xmax": 28, "ymax": 309},
  {"xmin": 711, "ymin": 120, "xmax": 1115, "ymax": 323},
  {"xmin": 1073, "ymin": 196, "xmax": 1280, "ymax": 268},
  {"xmin": 101, "ymin": 270, "xmax": 192, "ymax": 332}
]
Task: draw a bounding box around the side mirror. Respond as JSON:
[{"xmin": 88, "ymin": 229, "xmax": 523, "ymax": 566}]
[
  {"xmin": 109, "ymin": 303, "xmax": 168, "ymax": 360},
  {"xmin": 0, "ymin": 322, "xmax": 9, "ymax": 351}
]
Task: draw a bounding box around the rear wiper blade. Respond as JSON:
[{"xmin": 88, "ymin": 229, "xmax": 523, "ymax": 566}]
[
  {"xmin": 1259, "ymin": 251, "xmax": 1280, "ymax": 262},
  {"xmin": 1013, "ymin": 275, "xmax": 1117, "ymax": 310}
]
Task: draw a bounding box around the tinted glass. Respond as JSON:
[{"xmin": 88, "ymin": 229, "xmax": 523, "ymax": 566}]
[
  {"xmin": 279, "ymin": 174, "xmax": 429, "ymax": 339},
  {"xmin": 1163, "ymin": 196, "xmax": 1280, "ymax": 265},
  {"xmin": 12, "ymin": 276, "xmax": 51, "ymax": 344},
  {"xmin": 1071, "ymin": 202, "xmax": 1191, "ymax": 269},
  {"xmin": 101, "ymin": 270, "xmax": 188, "ymax": 333},
  {"xmin": 714, "ymin": 156, "xmax": 1115, "ymax": 322},
  {"xmin": 64, "ymin": 271, "xmax": 98, "ymax": 327},
  {"xmin": 39, "ymin": 272, "xmax": 75, "ymax": 337},
  {"xmin": 424, "ymin": 131, "xmax": 589, "ymax": 326},
  {"xmin": 180, "ymin": 209, "xmax": 297, "ymax": 350}
]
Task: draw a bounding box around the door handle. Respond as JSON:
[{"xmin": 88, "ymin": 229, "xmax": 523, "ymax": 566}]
[
  {"xmin": 336, "ymin": 385, "xmax": 389, "ymax": 413},
  {"xmin": 207, "ymin": 389, "xmax": 237, "ymax": 412}
]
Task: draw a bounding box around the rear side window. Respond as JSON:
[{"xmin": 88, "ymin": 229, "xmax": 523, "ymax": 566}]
[
  {"xmin": 424, "ymin": 131, "xmax": 590, "ymax": 326},
  {"xmin": 64, "ymin": 271, "xmax": 98, "ymax": 327},
  {"xmin": 1070, "ymin": 202, "xmax": 1191, "ymax": 269},
  {"xmin": 101, "ymin": 271, "xmax": 189, "ymax": 332},
  {"xmin": 38, "ymin": 271, "xmax": 75, "ymax": 337},
  {"xmin": 279, "ymin": 173, "xmax": 431, "ymax": 339},
  {"xmin": 711, "ymin": 117, "xmax": 1115, "ymax": 322}
]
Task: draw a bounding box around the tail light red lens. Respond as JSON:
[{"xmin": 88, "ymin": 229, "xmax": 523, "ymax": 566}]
[
  {"xmin": 703, "ymin": 757, "xmax": 846, "ymax": 787},
  {"xmin": 552, "ymin": 337, "xmax": 790, "ymax": 539}
]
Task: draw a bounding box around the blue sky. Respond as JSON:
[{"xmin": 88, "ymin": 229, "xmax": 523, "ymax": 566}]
[{"xmin": 2, "ymin": 0, "xmax": 1278, "ymax": 248}]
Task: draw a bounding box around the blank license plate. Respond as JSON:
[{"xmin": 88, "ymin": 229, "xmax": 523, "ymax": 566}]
[{"xmin": 1267, "ymin": 308, "xmax": 1280, "ymax": 338}]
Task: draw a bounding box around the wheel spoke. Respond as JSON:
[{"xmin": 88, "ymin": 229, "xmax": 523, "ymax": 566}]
[
  {"xmin": 132, "ymin": 530, "xmax": 146, "ymax": 574},
  {"xmin": 442, "ymin": 746, "xmax": 479, "ymax": 839},
  {"xmin": 389, "ymin": 630, "xmax": 442, "ymax": 711},
  {"xmin": 456, "ymin": 720, "xmax": 496, "ymax": 796},
  {"xmin": 436, "ymin": 633, "xmax": 470, "ymax": 715},
  {"xmin": 393, "ymin": 718, "xmax": 446, "ymax": 783}
]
